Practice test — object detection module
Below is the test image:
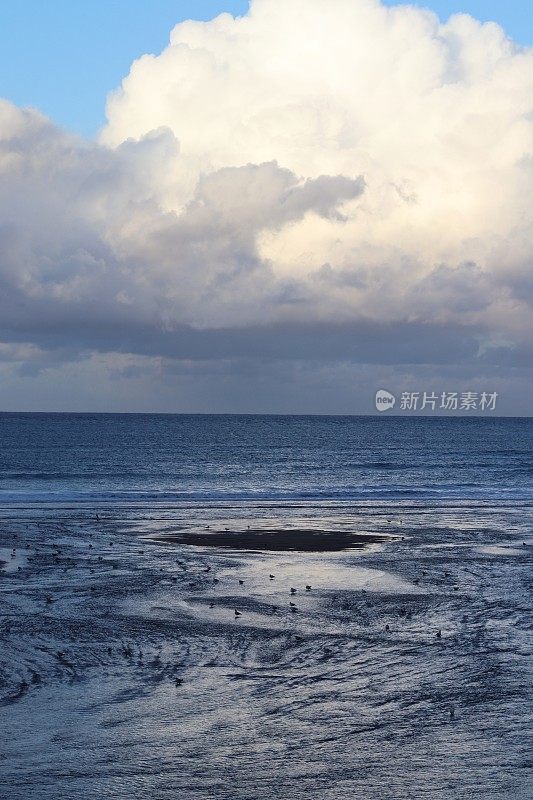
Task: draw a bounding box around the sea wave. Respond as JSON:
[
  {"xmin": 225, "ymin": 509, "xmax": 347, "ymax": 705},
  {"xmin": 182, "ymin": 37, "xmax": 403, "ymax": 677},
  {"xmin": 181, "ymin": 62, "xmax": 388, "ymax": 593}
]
[{"xmin": 1, "ymin": 484, "xmax": 532, "ymax": 504}]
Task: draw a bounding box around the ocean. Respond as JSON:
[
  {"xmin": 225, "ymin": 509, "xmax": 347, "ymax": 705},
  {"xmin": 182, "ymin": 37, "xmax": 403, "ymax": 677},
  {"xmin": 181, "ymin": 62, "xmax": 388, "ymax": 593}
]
[
  {"xmin": 1, "ymin": 413, "xmax": 532, "ymax": 503},
  {"xmin": 0, "ymin": 414, "xmax": 532, "ymax": 799}
]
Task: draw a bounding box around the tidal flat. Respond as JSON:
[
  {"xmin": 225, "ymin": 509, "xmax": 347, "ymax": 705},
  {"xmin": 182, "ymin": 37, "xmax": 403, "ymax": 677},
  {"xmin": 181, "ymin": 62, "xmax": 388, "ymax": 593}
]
[{"xmin": 1, "ymin": 501, "xmax": 532, "ymax": 799}]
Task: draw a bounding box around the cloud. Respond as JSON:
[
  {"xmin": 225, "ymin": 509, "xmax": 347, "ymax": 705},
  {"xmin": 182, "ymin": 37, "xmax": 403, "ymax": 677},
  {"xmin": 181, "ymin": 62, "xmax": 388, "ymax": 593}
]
[
  {"xmin": 0, "ymin": 0, "xmax": 532, "ymax": 410},
  {"xmin": 102, "ymin": 0, "xmax": 533, "ymax": 320}
]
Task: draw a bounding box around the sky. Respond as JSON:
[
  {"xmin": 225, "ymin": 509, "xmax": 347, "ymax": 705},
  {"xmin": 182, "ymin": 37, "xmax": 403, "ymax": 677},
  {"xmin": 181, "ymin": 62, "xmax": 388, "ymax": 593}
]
[
  {"xmin": 0, "ymin": 0, "xmax": 530, "ymax": 136},
  {"xmin": 0, "ymin": 0, "xmax": 531, "ymax": 414}
]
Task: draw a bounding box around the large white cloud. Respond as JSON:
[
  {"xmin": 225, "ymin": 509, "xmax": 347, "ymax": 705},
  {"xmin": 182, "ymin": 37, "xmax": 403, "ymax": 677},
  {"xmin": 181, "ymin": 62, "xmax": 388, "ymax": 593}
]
[
  {"xmin": 0, "ymin": 0, "xmax": 532, "ymax": 410},
  {"xmin": 102, "ymin": 0, "xmax": 533, "ymax": 325}
]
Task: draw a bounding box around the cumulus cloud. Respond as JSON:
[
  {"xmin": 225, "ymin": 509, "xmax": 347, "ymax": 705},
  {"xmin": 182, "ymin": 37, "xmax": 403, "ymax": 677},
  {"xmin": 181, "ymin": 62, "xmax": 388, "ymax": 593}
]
[
  {"xmin": 0, "ymin": 102, "xmax": 364, "ymax": 333},
  {"xmin": 0, "ymin": 0, "xmax": 532, "ymax": 410},
  {"xmin": 102, "ymin": 0, "xmax": 533, "ymax": 318}
]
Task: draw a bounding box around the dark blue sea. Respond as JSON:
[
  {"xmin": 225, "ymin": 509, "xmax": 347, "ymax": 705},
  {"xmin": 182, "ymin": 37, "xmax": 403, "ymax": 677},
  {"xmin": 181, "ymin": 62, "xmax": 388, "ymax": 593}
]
[
  {"xmin": 1, "ymin": 414, "xmax": 532, "ymax": 799},
  {"xmin": 0, "ymin": 413, "xmax": 531, "ymax": 503}
]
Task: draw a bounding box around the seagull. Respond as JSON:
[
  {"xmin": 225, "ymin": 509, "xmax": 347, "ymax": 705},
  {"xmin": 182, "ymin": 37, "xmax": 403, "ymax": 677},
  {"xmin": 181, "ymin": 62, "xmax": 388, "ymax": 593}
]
[
  {"xmin": 269, "ymin": 574, "xmax": 275, "ymax": 580},
  {"xmin": 289, "ymin": 602, "xmax": 297, "ymax": 607},
  {"xmin": 234, "ymin": 610, "xmax": 242, "ymax": 617},
  {"xmin": 290, "ymin": 587, "xmax": 297, "ymax": 595},
  {"xmin": 239, "ymin": 580, "xmax": 244, "ymax": 585},
  {"xmin": 436, "ymin": 629, "xmax": 442, "ymax": 638},
  {"xmin": 305, "ymin": 585, "xmax": 312, "ymax": 591}
]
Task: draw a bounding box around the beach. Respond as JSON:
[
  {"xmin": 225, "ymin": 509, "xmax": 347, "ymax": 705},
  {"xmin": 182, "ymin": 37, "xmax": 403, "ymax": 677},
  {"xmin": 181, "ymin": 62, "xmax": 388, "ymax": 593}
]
[
  {"xmin": 1, "ymin": 0, "xmax": 532, "ymax": 794},
  {"xmin": 1, "ymin": 499, "xmax": 532, "ymax": 799}
]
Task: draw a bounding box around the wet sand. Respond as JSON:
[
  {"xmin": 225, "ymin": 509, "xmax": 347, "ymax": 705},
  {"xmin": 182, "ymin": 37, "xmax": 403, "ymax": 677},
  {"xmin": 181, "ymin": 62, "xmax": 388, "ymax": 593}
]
[
  {"xmin": 151, "ymin": 527, "xmax": 393, "ymax": 551},
  {"xmin": 0, "ymin": 501, "xmax": 532, "ymax": 799}
]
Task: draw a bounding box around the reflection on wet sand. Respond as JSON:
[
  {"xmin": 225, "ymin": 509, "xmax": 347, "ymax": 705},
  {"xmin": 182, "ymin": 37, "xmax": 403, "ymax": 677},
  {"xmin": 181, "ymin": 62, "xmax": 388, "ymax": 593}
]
[{"xmin": 0, "ymin": 501, "xmax": 532, "ymax": 799}]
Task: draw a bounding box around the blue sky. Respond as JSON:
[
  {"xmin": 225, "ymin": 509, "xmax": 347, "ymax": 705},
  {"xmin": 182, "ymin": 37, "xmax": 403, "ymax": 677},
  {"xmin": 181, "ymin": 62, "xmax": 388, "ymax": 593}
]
[{"xmin": 0, "ymin": 0, "xmax": 531, "ymax": 137}]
